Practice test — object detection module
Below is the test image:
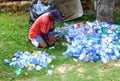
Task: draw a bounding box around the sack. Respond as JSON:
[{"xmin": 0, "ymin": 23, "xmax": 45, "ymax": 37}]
[{"xmin": 29, "ymin": 0, "xmax": 56, "ymax": 27}]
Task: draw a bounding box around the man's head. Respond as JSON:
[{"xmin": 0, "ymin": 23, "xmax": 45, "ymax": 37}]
[{"xmin": 50, "ymin": 9, "xmax": 61, "ymax": 22}]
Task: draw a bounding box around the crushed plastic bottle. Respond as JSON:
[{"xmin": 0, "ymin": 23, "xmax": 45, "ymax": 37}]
[
  {"xmin": 4, "ymin": 59, "xmax": 10, "ymax": 64},
  {"xmin": 15, "ymin": 68, "xmax": 22, "ymax": 75},
  {"xmin": 46, "ymin": 70, "xmax": 53, "ymax": 76},
  {"xmin": 35, "ymin": 65, "xmax": 42, "ymax": 70}
]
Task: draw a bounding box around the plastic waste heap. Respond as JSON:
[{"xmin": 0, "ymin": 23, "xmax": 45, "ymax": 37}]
[
  {"xmin": 52, "ymin": 21, "xmax": 120, "ymax": 64},
  {"xmin": 4, "ymin": 51, "xmax": 56, "ymax": 71}
]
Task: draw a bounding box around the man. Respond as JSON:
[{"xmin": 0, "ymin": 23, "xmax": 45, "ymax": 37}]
[{"xmin": 28, "ymin": 9, "xmax": 61, "ymax": 48}]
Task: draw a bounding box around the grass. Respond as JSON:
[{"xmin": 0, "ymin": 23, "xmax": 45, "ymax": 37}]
[{"xmin": 0, "ymin": 7, "xmax": 120, "ymax": 81}]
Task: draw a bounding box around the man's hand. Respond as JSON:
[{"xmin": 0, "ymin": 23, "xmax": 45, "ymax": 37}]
[{"xmin": 42, "ymin": 33, "xmax": 57, "ymax": 46}]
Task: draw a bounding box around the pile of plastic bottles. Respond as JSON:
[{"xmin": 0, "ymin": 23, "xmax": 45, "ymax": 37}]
[
  {"xmin": 31, "ymin": 0, "xmax": 51, "ymax": 16},
  {"xmin": 4, "ymin": 51, "xmax": 56, "ymax": 71},
  {"xmin": 50, "ymin": 26, "xmax": 69, "ymax": 38},
  {"xmin": 54, "ymin": 21, "xmax": 120, "ymax": 64}
]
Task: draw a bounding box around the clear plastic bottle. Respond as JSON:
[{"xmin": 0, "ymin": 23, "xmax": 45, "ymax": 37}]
[
  {"xmin": 78, "ymin": 49, "xmax": 86, "ymax": 61},
  {"xmin": 101, "ymin": 56, "xmax": 107, "ymax": 64}
]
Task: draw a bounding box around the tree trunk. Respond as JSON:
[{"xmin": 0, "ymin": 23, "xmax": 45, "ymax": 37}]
[{"xmin": 96, "ymin": 0, "xmax": 115, "ymax": 23}]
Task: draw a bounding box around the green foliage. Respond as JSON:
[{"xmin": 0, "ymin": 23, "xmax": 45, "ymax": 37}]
[{"xmin": 0, "ymin": 8, "xmax": 120, "ymax": 81}]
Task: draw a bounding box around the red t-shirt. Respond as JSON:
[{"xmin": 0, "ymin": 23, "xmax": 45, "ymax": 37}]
[{"xmin": 29, "ymin": 12, "xmax": 53, "ymax": 39}]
